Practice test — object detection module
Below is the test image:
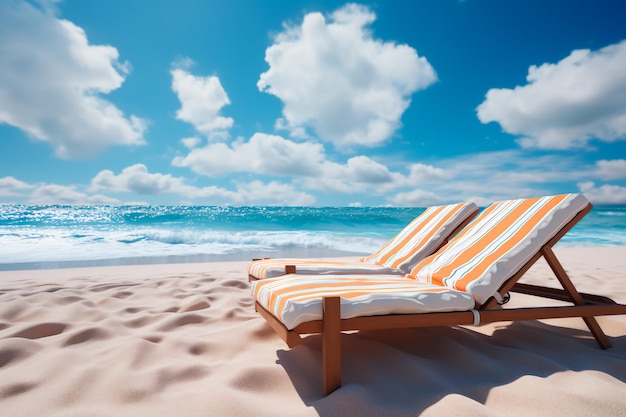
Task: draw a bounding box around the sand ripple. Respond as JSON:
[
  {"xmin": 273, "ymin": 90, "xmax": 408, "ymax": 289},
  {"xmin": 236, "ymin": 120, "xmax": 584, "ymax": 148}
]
[{"xmin": 0, "ymin": 251, "xmax": 625, "ymax": 416}]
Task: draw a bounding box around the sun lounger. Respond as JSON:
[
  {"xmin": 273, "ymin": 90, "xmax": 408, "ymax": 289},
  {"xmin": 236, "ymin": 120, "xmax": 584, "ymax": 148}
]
[
  {"xmin": 251, "ymin": 194, "xmax": 626, "ymax": 396},
  {"xmin": 248, "ymin": 202, "xmax": 479, "ymax": 280}
]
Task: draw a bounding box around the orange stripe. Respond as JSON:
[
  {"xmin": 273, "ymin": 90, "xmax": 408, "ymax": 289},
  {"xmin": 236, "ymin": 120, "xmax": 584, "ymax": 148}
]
[
  {"xmin": 268, "ymin": 279, "xmax": 402, "ymax": 313},
  {"xmin": 453, "ymin": 195, "xmax": 568, "ymax": 290},
  {"xmin": 426, "ymin": 198, "xmax": 541, "ymax": 286},
  {"xmin": 270, "ymin": 283, "xmax": 448, "ymax": 314},
  {"xmin": 374, "ymin": 206, "xmax": 444, "ymax": 266},
  {"xmin": 288, "ymin": 286, "xmax": 448, "ymax": 303},
  {"xmin": 407, "ymin": 200, "xmax": 506, "ymax": 278},
  {"xmin": 387, "ymin": 203, "xmax": 466, "ymax": 269}
]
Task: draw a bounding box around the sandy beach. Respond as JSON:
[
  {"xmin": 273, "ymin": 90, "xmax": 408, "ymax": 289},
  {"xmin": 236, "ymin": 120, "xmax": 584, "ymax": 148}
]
[{"xmin": 1, "ymin": 246, "xmax": 626, "ymax": 417}]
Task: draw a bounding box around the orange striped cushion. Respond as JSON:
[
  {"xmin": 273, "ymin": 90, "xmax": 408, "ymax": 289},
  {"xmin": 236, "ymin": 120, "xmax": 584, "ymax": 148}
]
[
  {"xmin": 252, "ymin": 275, "xmax": 475, "ymax": 330},
  {"xmin": 248, "ymin": 202, "xmax": 478, "ymax": 279},
  {"xmin": 361, "ymin": 202, "xmax": 478, "ymax": 271},
  {"xmin": 248, "ymin": 258, "xmax": 400, "ymax": 280},
  {"xmin": 410, "ymin": 194, "xmax": 589, "ymax": 305}
]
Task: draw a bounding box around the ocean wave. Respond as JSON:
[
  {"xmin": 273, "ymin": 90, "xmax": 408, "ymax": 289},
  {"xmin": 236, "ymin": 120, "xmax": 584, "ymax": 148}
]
[
  {"xmin": 0, "ymin": 205, "xmax": 624, "ymax": 265},
  {"xmin": 0, "ymin": 228, "xmax": 384, "ymax": 264}
]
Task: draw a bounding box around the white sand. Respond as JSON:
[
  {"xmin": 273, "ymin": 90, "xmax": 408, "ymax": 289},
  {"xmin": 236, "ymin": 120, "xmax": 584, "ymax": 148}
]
[{"xmin": 1, "ymin": 247, "xmax": 625, "ymax": 416}]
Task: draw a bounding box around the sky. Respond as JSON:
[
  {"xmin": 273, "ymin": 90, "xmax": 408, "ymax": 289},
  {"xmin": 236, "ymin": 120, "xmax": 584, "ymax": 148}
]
[{"xmin": 1, "ymin": 0, "xmax": 626, "ymax": 207}]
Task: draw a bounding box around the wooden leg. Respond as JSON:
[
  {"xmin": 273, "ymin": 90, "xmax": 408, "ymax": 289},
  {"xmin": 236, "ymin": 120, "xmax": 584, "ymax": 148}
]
[
  {"xmin": 542, "ymin": 247, "xmax": 612, "ymax": 349},
  {"xmin": 322, "ymin": 297, "xmax": 342, "ymax": 396}
]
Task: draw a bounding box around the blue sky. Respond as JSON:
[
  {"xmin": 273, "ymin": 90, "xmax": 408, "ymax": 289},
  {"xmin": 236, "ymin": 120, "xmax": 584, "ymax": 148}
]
[{"xmin": 1, "ymin": 0, "xmax": 626, "ymax": 206}]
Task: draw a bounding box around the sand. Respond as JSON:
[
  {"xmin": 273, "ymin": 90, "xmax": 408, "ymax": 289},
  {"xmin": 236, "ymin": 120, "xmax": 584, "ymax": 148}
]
[{"xmin": 1, "ymin": 246, "xmax": 625, "ymax": 417}]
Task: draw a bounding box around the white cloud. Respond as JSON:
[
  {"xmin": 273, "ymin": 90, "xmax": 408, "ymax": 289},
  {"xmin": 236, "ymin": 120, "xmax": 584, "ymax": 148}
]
[
  {"xmin": 88, "ymin": 163, "xmax": 314, "ymax": 205},
  {"xmin": 171, "ymin": 64, "xmax": 233, "ymax": 138},
  {"xmin": 0, "ymin": 176, "xmax": 33, "ymax": 198},
  {"xmin": 595, "ymin": 159, "xmax": 626, "ymax": 180},
  {"xmin": 172, "ymin": 132, "xmax": 446, "ymax": 194},
  {"xmin": 0, "ymin": 169, "xmax": 315, "ymax": 206},
  {"xmin": 172, "ymin": 133, "xmax": 325, "ymax": 177},
  {"xmin": 90, "ymin": 163, "xmax": 238, "ymax": 201},
  {"xmin": 477, "ymin": 40, "xmax": 626, "ymax": 149},
  {"xmin": 181, "ymin": 136, "xmax": 202, "ymax": 149},
  {"xmin": 0, "ymin": 1, "xmax": 146, "ymax": 158},
  {"xmin": 91, "ymin": 164, "xmax": 187, "ymax": 195},
  {"xmin": 257, "ymin": 3, "xmax": 436, "ymax": 148},
  {"xmin": 299, "ymin": 155, "xmax": 407, "ymax": 194},
  {"xmin": 233, "ymin": 181, "xmax": 315, "ymax": 206},
  {"xmin": 407, "ymin": 163, "xmax": 450, "ymax": 183},
  {"xmin": 578, "ymin": 181, "xmax": 626, "ymax": 204},
  {"xmin": 387, "ymin": 189, "xmax": 443, "ymax": 207},
  {"xmin": 385, "ymin": 150, "xmax": 594, "ymax": 206},
  {"xmin": 29, "ymin": 184, "xmax": 121, "ymax": 205}
]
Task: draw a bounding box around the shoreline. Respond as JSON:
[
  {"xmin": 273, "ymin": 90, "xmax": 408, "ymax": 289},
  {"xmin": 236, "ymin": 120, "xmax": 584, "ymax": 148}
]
[
  {"xmin": 0, "ymin": 247, "xmax": 366, "ymax": 272},
  {"xmin": 1, "ymin": 243, "xmax": 623, "ymax": 272}
]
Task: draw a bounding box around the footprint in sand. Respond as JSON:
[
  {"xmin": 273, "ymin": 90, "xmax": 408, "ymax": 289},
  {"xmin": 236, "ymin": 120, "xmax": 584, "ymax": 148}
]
[
  {"xmin": 112, "ymin": 291, "xmax": 134, "ymax": 299},
  {"xmin": 187, "ymin": 342, "xmax": 213, "ymax": 355},
  {"xmin": 221, "ymin": 280, "xmax": 250, "ymax": 290},
  {"xmin": 124, "ymin": 316, "xmax": 157, "ymax": 329},
  {"xmin": 0, "ymin": 339, "xmax": 40, "ymax": 369},
  {"xmin": 0, "ymin": 348, "xmax": 24, "ymax": 368},
  {"xmin": 62, "ymin": 327, "xmax": 111, "ymax": 347},
  {"xmin": 178, "ymin": 296, "xmax": 212, "ymax": 313},
  {"xmin": 56, "ymin": 295, "xmax": 85, "ymax": 305},
  {"xmin": 143, "ymin": 334, "xmax": 163, "ymax": 343},
  {"xmin": 157, "ymin": 313, "xmax": 206, "ymax": 331},
  {"xmin": 10, "ymin": 322, "xmax": 67, "ymax": 339},
  {"xmin": 0, "ymin": 382, "xmax": 38, "ymax": 399}
]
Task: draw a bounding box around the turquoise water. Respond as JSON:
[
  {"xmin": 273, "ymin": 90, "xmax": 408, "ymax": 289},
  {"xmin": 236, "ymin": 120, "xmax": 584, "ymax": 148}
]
[{"xmin": 0, "ymin": 205, "xmax": 624, "ymax": 269}]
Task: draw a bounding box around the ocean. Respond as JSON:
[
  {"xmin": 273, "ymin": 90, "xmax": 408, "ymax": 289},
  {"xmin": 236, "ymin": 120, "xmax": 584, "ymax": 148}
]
[{"xmin": 0, "ymin": 204, "xmax": 624, "ymax": 270}]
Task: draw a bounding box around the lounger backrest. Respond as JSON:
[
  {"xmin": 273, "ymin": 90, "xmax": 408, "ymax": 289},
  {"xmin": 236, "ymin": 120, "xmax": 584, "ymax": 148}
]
[
  {"xmin": 409, "ymin": 194, "xmax": 590, "ymax": 305},
  {"xmin": 361, "ymin": 202, "xmax": 479, "ymax": 273}
]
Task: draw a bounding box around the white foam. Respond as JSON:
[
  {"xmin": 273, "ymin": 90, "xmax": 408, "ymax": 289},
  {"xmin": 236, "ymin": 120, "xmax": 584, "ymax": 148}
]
[{"xmin": 0, "ymin": 227, "xmax": 384, "ymax": 264}]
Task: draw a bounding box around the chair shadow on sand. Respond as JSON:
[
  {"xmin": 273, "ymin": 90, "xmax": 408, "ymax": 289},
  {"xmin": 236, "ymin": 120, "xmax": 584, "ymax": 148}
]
[{"xmin": 275, "ymin": 317, "xmax": 626, "ymax": 416}]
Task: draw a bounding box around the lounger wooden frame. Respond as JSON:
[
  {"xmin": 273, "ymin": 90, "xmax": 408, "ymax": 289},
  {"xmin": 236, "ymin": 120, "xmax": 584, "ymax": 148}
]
[
  {"xmin": 248, "ymin": 207, "xmax": 479, "ymax": 281},
  {"xmin": 253, "ymin": 203, "xmax": 626, "ymax": 396}
]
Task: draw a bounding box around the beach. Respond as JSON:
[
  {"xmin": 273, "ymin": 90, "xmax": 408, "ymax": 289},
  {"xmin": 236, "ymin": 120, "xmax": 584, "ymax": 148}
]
[{"xmin": 1, "ymin": 246, "xmax": 626, "ymax": 417}]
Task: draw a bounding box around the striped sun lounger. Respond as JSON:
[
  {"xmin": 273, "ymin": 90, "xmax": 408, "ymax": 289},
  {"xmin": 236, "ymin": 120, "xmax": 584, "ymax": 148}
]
[
  {"xmin": 251, "ymin": 194, "xmax": 626, "ymax": 396},
  {"xmin": 248, "ymin": 202, "xmax": 479, "ymax": 280}
]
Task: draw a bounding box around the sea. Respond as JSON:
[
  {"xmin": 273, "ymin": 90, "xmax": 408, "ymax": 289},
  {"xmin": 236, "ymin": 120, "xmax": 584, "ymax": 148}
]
[{"xmin": 0, "ymin": 204, "xmax": 624, "ymax": 270}]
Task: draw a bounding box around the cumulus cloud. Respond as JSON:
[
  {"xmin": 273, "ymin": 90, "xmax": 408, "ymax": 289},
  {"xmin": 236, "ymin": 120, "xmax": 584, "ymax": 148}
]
[
  {"xmin": 595, "ymin": 159, "xmax": 626, "ymax": 180},
  {"xmin": 0, "ymin": 169, "xmax": 315, "ymax": 205},
  {"xmin": 89, "ymin": 163, "xmax": 314, "ymax": 205},
  {"xmin": 91, "ymin": 164, "xmax": 186, "ymax": 195},
  {"xmin": 384, "ymin": 150, "xmax": 598, "ymax": 207},
  {"xmin": 299, "ymin": 155, "xmax": 404, "ymax": 194},
  {"xmin": 0, "ymin": 175, "xmax": 119, "ymax": 204},
  {"xmin": 0, "ymin": 176, "xmax": 33, "ymax": 199},
  {"xmin": 407, "ymin": 163, "xmax": 450, "ymax": 183},
  {"xmin": 181, "ymin": 136, "xmax": 202, "ymax": 149},
  {"xmin": 233, "ymin": 180, "xmax": 315, "ymax": 206},
  {"xmin": 387, "ymin": 189, "xmax": 443, "ymax": 207},
  {"xmin": 171, "ymin": 63, "xmax": 233, "ymax": 138},
  {"xmin": 477, "ymin": 40, "xmax": 626, "ymax": 149},
  {"xmin": 172, "ymin": 132, "xmax": 445, "ymax": 194},
  {"xmin": 257, "ymin": 3, "xmax": 436, "ymax": 148},
  {"xmin": 0, "ymin": 0, "xmax": 146, "ymax": 158},
  {"xmin": 172, "ymin": 133, "xmax": 325, "ymax": 177},
  {"xmin": 90, "ymin": 163, "xmax": 237, "ymax": 200},
  {"xmin": 578, "ymin": 181, "xmax": 626, "ymax": 204},
  {"xmin": 29, "ymin": 184, "xmax": 120, "ymax": 205}
]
